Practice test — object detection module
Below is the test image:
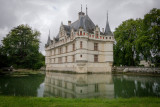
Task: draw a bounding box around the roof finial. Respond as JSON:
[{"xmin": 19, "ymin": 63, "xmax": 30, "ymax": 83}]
[
  {"xmin": 49, "ymin": 29, "xmax": 50, "ymax": 36},
  {"xmin": 86, "ymin": 4, "xmax": 88, "ymax": 15},
  {"xmin": 107, "ymin": 10, "xmax": 108, "ymax": 22},
  {"xmin": 81, "ymin": 4, "xmax": 82, "ymax": 12}
]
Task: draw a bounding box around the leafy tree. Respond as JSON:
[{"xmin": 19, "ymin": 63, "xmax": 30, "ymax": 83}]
[
  {"xmin": 0, "ymin": 45, "xmax": 10, "ymax": 68},
  {"xmin": 143, "ymin": 8, "xmax": 160, "ymax": 66},
  {"xmin": 114, "ymin": 19, "xmax": 143, "ymax": 66},
  {"xmin": 114, "ymin": 8, "xmax": 160, "ymax": 67},
  {"xmin": 2, "ymin": 24, "xmax": 44, "ymax": 69}
]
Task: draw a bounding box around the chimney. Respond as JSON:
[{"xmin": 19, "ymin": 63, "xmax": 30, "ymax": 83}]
[
  {"xmin": 68, "ymin": 21, "xmax": 71, "ymax": 26},
  {"xmin": 102, "ymin": 28, "xmax": 104, "ymax": 33}
]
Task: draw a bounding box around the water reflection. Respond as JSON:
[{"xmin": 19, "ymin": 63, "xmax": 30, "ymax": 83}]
[
  {"xmin": 113, "ymin": 75, "xmax": 160, "ymax": 98},
  {"xmin": 0, "ymin": 72, "xmax": 160, "ymax": 98},
  {"xmin": 44, "ymin": 72, "xmax": 160, "ymax": 98},
  {"xmin": 44, "ymin": 72, "xmax": 114, "ymax": 98},
  {"xmin": 0, "ymin": 74, "xmax": 44, "ymax": 96},
  {"xmin": 37, "ymin": 83, "xmax": 45, "ymax": 97}
]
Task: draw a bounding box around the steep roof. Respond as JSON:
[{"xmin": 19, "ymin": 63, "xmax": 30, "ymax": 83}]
[
  {"xmin": 45, "ymin": 34, "xmax": 51, "ymax": 47},
  {"xmin": 63, "ymin": 25, "xmax": 71, "ymax": 36},
  {"xmin": 70, "ymin": 15, "xmax": 95, "ymax": 33},
  {"xmin": 104, "ymin": 13, "xmax": 113, "ymax": 36}
]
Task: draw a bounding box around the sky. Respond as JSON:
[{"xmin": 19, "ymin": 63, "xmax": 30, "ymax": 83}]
[{"xmin": 0, "ymin": 0, "xmax": 159, "ymax": 55}]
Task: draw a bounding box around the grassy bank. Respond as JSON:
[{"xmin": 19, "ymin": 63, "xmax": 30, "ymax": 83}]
[{"xmin": 0, "ymin": 96, "xmax": 160, "ymax": 107}]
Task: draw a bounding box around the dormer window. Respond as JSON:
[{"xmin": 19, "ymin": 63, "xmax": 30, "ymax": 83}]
[
  {"xmin": 80, "ymin": 31, "xmax": 82, "ymax": 35},
  {"xmin": 96, "ymin": 31, "xmax": 98, "ymax": 36}
]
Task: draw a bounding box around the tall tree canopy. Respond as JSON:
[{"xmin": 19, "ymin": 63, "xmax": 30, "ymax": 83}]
[
  {"xmin": 114, "ymin": 19, "xmax": 143, "ymax": 66},
  {"xmin": 2, "ymin": 24, "xmax": 44, "ymax": 69},
  {"xmin": 114, "ymin": 8, "xmax": 160, "ymax": 67}
]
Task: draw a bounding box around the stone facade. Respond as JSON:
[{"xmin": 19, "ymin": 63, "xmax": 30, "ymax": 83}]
[{"xmin": 45, "ymin": 7, "xmax": 114, "ymax": 73}]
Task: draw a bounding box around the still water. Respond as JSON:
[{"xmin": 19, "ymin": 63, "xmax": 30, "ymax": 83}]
[{"xmin": 0, "ymin": 71, "xmax": 160, "ymax": 98}]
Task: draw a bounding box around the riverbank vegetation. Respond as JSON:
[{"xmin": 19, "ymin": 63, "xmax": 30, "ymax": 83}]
[
  {"xmin": 0, "ymin": 24, "xmax": 45, "ymax": 70},
  {"xmin": 0, "ymin": 96, "xmax": 159, "ymax": 107},
  {"xmin": 114, "ymin": 8, "xmax": 160, "ymax": 67}
]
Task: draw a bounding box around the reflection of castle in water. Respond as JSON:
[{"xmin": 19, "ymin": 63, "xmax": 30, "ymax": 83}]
[{"xmin": 44, "ymin": 71, "xmax": 114, "ymax": 98}]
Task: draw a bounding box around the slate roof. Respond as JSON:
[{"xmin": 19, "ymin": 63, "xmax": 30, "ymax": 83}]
[
  {"xmin": 70, "ymin": 15, "xmax": 95, "ymax": 33},
  {"xmin": 104, "ymin": 13, "xmax": 113, "ymax": 36},
  {"xmin": 45, "ymin": 35, "xmax": 51, "ymax": 47}
]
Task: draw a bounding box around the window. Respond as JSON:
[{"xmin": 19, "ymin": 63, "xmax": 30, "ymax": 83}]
[
  {"xmin": 58, "ymin": 47, "xmax": 63, "ymax": 54},
  {"xmin": 64, "ymin": 82, "xmax": 67, "ymax": 89},
  {"xmin": 73, "ymin": 43, "xmax": 75, "ymax": 51},
  {"xmin": 65, "ymin": 46, "xmax": 68, "ymax": 53},
  {"xmin": 65, "ymin": 56, "xmax": 67, "ymax": 62},
  {"xmin": 106, "ymin": 37, "xmax": 108, "ymax": 39},
  {"xmin": 72, "ymin": 83, "xmax": 75, "ymax": 91},
  {"xmin": 80, "ymin": 31, "xmax": 82, "ymax": 35},
  {"xmin": 94, "ymin": 43, "xmax": 98, "ymax": 51},
  {"xmin": 55, "ymin": 49, "xmax": 56, "ymax": 55},
  {"xmin": 61, "ymin": 47, "xmax": 62, "ymax": 54},
  {"xmin": 94, "ymin": 55, "xmax": 98, "ymax": 62},
  {"xmin": 80, "ymin": 55, "xmax": 82, "ymax": 57},
  {"xmin": 52, "ymin": 50, "xmax": 54, "ymax": 55},
  {"xmin": 95, "ymin": 84, "xmax": 99, "ymax": 92},
  {"xmin": 73, "ymin": 55, "xmax": 75, "ymax": 62},
  {"xmin": 96, "ymin": 31, "xmax": 98, "ymax": 36},
  {"xmin": 80, "ymin": 41, "xmax": 82, "ymax": 49},
  {"xmin": 58, "ymin": 57, "xmax": 62, "ymax": 63},
  {"xmin": 109, "ymin": 37, "xmax": 111, "ymax": 39},
  {"xmin": 58, "ymin": 48, "xmax": 60, "ymax": 54}
]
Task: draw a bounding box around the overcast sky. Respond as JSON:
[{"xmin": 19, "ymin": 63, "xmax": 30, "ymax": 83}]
[{"xmin": 0, "ymin": 0, "xmax": 159, "ymax": 55}]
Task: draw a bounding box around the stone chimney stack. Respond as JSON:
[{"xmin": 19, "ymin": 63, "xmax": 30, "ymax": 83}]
[
  {"xmin": 102, "ymin": 28, "xmax": 104, "ymax": 33},
  {"xmin": 68, "ymin": 21, "xmax": 71, "ymax": 26}
]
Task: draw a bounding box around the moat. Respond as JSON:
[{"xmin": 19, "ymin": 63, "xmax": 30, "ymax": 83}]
[{"xmin": 0, "ymin": 71, "xmax": 160, "ymax": 98}]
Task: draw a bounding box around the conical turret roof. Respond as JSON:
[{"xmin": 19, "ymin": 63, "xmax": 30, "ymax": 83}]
[{"xmin": 105, "ymin": 12, "xmax": 113, "ymax": 36}]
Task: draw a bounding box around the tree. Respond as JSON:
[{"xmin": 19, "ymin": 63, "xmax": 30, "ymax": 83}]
[
  {"xmin": 2, "ymin": 24, "xmax": 44, "ymax": 69},
  {"xmin": 114, "ymin": 8, "xmax": 160, "ymax": 67},
  {"xmin": 143, "ymin": 8, "xmax": 160, "ymax": 66},
  {"xmin": 114, "ymin": 19, "xmax": 143, "ymax": 66},
  {"xmin": 0, "ymin": 45, "xmax": 10, "ymax": 68}
]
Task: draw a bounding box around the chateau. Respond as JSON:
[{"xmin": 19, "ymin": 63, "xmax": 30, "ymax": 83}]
[{"xmin": 45, "ymin": 6, "xmax": 114, "ymax": 73}]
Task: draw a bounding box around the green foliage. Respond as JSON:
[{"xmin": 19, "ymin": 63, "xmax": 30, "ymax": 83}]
[
  {"xmin": 2, "ymin": 24, "xmax": 45, "ymax": 69},
  {"xmin": 0, "ymin": 45, "xmax": 10, "ymax": 68},
  {"xmin": 114, "ymin": 19, "xmax": 143, "ymax": 66},
  {"xmin": 114, "ymin": 8, "xmax": 160, "ymax": 67}
]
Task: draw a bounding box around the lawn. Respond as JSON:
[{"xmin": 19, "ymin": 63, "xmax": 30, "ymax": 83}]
[{"xmin": 0, "ymin": 96, "xmax": 160, "ymax": 107}]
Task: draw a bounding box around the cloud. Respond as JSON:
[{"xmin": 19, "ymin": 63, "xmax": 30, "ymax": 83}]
[{"xmin": 0, "ymin": 0, "xmax": 159, "ymax": 55}]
